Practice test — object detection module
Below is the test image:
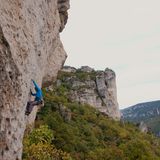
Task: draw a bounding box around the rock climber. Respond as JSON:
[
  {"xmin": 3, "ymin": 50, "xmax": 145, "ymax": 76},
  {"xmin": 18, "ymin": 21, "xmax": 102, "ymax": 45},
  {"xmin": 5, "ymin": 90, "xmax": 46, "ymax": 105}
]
[{"xmin": 25, "ymin": 79, "xmax": 44, "ymax": 115}]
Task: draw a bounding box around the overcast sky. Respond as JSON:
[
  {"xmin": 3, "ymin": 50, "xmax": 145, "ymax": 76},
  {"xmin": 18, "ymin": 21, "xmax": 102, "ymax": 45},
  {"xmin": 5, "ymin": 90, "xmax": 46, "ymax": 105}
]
[{"xmin": 61, "ymin": 0, "xmax": 160, "ymax": 109}]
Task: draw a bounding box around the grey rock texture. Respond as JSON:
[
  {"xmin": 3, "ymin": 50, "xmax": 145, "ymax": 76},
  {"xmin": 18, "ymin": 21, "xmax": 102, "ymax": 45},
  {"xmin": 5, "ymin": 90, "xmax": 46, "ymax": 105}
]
[
  {"xmin": 58, "ymin": 67, "xmax": 120, "ymax": 120},
  {"xmin": 138, "ymin": 121, "xmax": 148, "ymax": 133},
  {"xmin": 0, "ymin": 0, "xmax": 69, "ymax": 159},
  {"xmin": 59, "ymin": 104, "xmax": 72, "ymax": 122},
  {"xmin": 80, "ymin": 66, "xmax": 94, "ymax": 73},
  {"xmin": 58, "ymin": 0, "xmax": 70, "ymax": 32},
  {"xmin": 62, "ymin": 66, "xmax": 77, "ymax": 73}
]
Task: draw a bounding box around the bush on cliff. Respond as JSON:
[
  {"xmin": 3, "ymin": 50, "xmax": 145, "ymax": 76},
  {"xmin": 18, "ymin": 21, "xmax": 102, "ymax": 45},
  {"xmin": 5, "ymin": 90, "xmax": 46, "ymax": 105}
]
[{"xmin": 23, "ymin": 125, "xmax": 72, "ymax": 160}]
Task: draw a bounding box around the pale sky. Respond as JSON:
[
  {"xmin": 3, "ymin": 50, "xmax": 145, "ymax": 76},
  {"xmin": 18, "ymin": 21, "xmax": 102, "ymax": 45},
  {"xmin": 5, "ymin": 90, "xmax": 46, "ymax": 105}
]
[{"xmin": 61, "ymin": 0, "xmax": 160, "ymax": 109}]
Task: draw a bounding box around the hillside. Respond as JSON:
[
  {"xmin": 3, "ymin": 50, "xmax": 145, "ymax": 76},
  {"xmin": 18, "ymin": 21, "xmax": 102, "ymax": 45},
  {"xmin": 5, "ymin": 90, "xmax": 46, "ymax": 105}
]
[
  {"xmin": 23, "ymin": 72, "xmax": 160, "ymax": 160},
  {"xmin": 121, "ymin": 100, "xmax": 160, "ymax": 136}
]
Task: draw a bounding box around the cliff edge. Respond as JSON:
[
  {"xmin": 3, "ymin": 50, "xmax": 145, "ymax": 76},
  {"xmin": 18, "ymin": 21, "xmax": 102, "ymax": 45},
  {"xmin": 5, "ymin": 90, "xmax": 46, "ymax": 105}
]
[
  {"xmin": 0, "ymin": 0, "xmax": 69, "ymax": 159},
  {"xmin": 57, "ymin": 66, "xmax": 120, "ymax": 120}
]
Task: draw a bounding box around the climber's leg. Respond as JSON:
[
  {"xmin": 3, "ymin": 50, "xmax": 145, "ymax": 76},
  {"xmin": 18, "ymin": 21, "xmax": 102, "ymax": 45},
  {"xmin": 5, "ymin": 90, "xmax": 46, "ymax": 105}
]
[{"xmin": 25, "ymin": 101, "xmax": 38, "ymax": 115}]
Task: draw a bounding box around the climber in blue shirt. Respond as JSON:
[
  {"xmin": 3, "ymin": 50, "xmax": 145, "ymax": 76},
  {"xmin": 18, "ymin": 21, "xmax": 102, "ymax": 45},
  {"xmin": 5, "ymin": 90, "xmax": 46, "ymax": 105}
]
[
  {"xmin": 25, "ymin": 80, "xmax": 44, "ymax": 116},
  {"xmin": 31, "ymin": 80, "xmax": 43, "ymax": 101}
]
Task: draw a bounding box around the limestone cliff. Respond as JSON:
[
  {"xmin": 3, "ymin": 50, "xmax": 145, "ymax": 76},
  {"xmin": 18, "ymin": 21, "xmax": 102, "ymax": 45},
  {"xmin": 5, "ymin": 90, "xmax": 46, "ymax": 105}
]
[
  {"xmin": 57, "ymin": 66, "xmax": 120, "ymax": 120},
  {"xmin": 0, "ymin": 0, "xmax": 69, "ymax": 159}
]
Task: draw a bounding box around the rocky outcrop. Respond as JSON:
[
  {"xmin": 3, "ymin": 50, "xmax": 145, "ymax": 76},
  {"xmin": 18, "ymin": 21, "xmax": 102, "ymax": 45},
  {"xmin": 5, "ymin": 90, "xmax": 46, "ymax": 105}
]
[
  {"xmin": 80, "ymin": 66, "xmax": 94, "ymax": 73},
  {"xmin": 57, "ymin": 66, "xmax": 120, "ymax": 120},
  {"xmin": 58, "ymin": 0, "xmax": 70, "ymax": 32},
  {"xmin": 62, "ymin": 65, "xmax": 76, "ymax": 73},
  {"xmin": 59, "ymin": 105, "xmax": 72, "ymax": 122},
  {"xmin": 0, "ymin": 0, "xmax": 69, "ymax": 159},
  {"xmin": 138, "ymin": 121, "xmax": 148, "ymax": 133}
]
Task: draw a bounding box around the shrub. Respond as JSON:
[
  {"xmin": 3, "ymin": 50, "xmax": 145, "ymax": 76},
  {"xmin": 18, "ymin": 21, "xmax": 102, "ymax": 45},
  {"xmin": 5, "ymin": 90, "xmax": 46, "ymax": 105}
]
[{"xmin": 23, "ymin": 125, "xmax": 72, "ymax": 160}]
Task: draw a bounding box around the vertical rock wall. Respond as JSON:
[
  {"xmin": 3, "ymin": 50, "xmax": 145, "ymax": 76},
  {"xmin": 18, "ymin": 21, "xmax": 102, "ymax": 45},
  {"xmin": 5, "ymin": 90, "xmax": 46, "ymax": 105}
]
[
  {"xmin": 0, "ymin": 0, "xmax": 70, "ymax": 159},
  {"xmin": 60, "ymin": 66, "xmax": 121, "ymax": 120}
]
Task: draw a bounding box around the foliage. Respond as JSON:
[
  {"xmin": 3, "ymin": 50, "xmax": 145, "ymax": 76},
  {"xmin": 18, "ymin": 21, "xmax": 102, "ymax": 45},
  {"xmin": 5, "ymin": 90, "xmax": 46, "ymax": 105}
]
[
  {"xmin": 33, "ymin": 86, "xmax": 160, "ymax": 160},
  {"xmin": 28, "ymin": 125, "xmax": 53, "ymax": 144},
  {"xmin": 23, "ymin": 72, "xmax": 160, "ymax": 160},
  {"xmin": 23, "ymin": 125, "xmax": 72, "ymax": 160},
  {"xmin": 58, "ymin": 70, "xmax": 97, "ymax": 82}
]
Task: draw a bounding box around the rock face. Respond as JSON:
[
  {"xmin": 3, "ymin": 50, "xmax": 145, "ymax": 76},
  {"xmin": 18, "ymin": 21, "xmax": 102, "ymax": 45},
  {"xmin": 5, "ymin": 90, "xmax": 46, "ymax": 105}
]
[
  {"xmin": 0, "ymin": 0, "xmax": 69, "ymax": 159},
  {"xmin": 58, "ymin": 66, "xmax": 120, "ymax": 120},
  {"xmin": 138, "ymin": 121, "xmax": 148, "ymax": 133},
  {"xmin": 62, "ymin": 65, "xmax": 77, "ymax": 73}
]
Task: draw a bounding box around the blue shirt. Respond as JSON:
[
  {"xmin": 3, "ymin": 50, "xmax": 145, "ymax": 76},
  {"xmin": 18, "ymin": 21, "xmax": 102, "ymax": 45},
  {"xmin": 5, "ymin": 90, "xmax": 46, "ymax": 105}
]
[{"xmin": 31, "ymin": 80, "xmax": 43, "ymax": 101}]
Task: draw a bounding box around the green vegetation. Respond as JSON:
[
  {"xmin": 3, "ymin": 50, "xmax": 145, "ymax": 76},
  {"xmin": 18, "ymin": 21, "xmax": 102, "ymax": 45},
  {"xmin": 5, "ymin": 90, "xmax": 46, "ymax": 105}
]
[
  {"xmin": 23, "ymin": 125, "xmax": 72, "ymax": 160},
  {"xmin": 58, "ymin": 70, "xmax": 97, "ymax": 82},
  {"xmin": 23, "ymin": 90, "xmax": 160, "ymax": 159},
  {"xmin": 23, "ymin": 73, "xmax": 160, "ymax": 159}
]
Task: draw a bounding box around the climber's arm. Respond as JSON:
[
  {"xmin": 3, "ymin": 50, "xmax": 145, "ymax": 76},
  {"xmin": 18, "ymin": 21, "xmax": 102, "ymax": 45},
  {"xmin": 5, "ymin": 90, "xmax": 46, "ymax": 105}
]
[
  {"xmin": 32, "ymin": 79, "xmax": 40, "ymax": 91},
  {"xmin": 30, "ymin": 89, "xmax": 36, "ymax": 96}
]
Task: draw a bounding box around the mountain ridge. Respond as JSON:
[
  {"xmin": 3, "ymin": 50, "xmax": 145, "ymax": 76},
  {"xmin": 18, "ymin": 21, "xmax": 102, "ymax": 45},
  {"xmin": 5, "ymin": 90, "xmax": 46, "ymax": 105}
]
[{"xmin": 121, "ymin": 100, "xmax": 160, "ymax": 136}]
